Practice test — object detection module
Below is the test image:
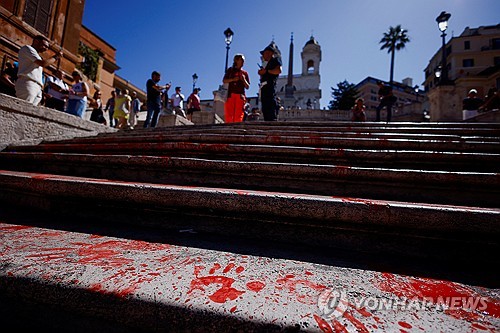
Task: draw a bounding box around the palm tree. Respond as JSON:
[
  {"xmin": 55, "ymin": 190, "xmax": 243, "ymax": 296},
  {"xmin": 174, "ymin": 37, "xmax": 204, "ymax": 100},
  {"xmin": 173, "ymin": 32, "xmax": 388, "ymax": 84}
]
[{"xmin": 379, "ymin": 25, "xmax": 410, "ymax": 85}]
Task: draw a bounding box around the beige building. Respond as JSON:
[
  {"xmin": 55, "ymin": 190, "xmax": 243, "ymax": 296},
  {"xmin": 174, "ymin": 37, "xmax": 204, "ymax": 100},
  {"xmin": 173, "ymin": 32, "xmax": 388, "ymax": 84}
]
[
  {"xmin": 354, "ymin": 76, "xmax": 427, "ymax": 121},
  {"xmin": 424, "ymin": 24, "xmax": 500, "ymax": 121}
]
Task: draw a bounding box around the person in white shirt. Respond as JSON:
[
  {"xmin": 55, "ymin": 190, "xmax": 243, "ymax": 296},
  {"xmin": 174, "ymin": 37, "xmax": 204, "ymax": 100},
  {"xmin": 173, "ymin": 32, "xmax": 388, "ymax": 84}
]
[
  {"xmin": 15, "ymin": 35, "xmax": 63, "ymax": 106},
  {"xmin": 170, "ymin": 86, "xmax": 186, "ymax": 118},
  {"xmin": 44, "ymin": 69, "xmax": 69, "ymax": 111}
]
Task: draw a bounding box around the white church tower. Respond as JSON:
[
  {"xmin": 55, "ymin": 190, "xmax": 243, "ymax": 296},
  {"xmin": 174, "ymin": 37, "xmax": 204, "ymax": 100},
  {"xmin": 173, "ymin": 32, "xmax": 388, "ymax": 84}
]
[{"xmin": 276, "ymin": 35, "xmax": 322, "ymax": 109}]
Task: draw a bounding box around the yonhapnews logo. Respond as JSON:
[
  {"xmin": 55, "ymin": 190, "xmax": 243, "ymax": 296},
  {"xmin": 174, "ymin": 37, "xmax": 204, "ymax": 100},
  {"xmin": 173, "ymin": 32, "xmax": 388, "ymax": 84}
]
[{"xmin": 317, "ymin": 287, "xmax": 489, "ymax": 319}]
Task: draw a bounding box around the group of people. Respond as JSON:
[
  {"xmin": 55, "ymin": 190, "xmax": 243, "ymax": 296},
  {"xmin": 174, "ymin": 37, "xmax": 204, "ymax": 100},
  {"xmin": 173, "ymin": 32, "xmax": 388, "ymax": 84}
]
[
  {"xmin": 5, "ymin": 34, "xmax": 147, "ymax": 129},
  {"xmin": 4, "ymin": 35, "xmax": 89, "ymax": 117},
  {"xmin": 221, "ymin": 44, "xmax": 283, "ymax": 123},
  {"xmin": 142, "ymin": 71, "xmax": 202, "ymax": 128}
]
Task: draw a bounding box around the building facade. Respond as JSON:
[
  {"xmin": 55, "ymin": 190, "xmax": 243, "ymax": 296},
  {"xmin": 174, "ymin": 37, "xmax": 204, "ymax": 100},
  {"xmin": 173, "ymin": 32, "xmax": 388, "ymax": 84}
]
[
  {"xmin": 355, "ymin": 76, "xmax": 427, "ymax": 121},
  {"xmin": 0, "ymin": 1, "xmax": 144, "ymax": 110},
  {"xmin": 424, "ymin": 24, "xmax": 500, "ymax": 121},
  {"xmin": 0, "ymin": 0, "xmax": 84, "ymax": 84},
  {"xmin": 275, "ymin": 36, "xmax": 322, "ymax": 110}
]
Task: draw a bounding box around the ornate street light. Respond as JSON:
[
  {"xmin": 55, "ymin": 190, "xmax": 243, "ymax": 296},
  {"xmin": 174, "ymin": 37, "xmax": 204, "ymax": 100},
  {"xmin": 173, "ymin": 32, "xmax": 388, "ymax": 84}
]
[
  {"xmin": 436, "ymin": 11, "xmax": 451, "ymax": 85},
  {"xmin": 224, "ymin": 28, "xmax": 234, "ymax": 72},
  {"xmin": 192, "ymin": 73, "xmax": 198, "ymax": 91}
]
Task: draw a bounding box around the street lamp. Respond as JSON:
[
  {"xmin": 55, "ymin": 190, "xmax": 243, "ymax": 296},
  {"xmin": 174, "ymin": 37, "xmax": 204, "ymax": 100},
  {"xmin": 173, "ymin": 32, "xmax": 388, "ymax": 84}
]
[
  {"xmin": 414, "ymin": 85, "xmax": 420, "ymax": 102},
  {"xmin": 192, "ymin": 73, "xmax": 198, "ymax": 91},
  {"xmin": 223, "ymin": 27, "xmax": 234, "ymax": 72},
  {"xmin": 436, "ymin": 11, "xmax": 451, "ymax": 85}
]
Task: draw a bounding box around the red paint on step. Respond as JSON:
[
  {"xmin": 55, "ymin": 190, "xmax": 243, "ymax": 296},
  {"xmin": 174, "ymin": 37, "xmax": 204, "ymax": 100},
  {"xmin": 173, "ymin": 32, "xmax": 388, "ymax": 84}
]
[
  {"xmin": 188, "ymin": 275, "xmax": 245, "ymax": 303},
  {"xmin": 246, "ymin": 281, "xmax": 265, "ymax": 292},
  {"xmin": 313, "ymin": 314, "xmax": 333, "ymax": 333}
]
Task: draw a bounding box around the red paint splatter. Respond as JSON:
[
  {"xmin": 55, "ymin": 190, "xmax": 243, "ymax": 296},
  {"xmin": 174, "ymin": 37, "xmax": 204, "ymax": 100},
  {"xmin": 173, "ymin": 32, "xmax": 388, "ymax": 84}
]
[
  {"xmin": 188, "ymin": 276, "xmax": 245, "ymax": 303},
  {"xmin": 223, "ymin": 263, "xmax": 235, "ymax": 273},
  {"xmin": 343, "ymin": 311, "xmax": 369, "ymax": 333},
  {"xmin": 246, "ymin": 281, "xmax": 265, "ymax": 292},
  {"xmin": 193, "ymin": 265, "xmax": 205, "ymax": 277},
  {"xmin": 331, "ymin": 319, "xmax": 348, "ymax": 333},
  {"xmin": 0, "ymin": 225, "xmax": 33, "ymax": 231},
  {"xmin": 276, "ymin": 275, "xmax": 326, "ymax": 305},
  {"xmin": 209, "ymin": 263, "xmax": 221, "ymax": 274},
  {"xmin": 230, "ymin": 306, "xmax": 237, "ymax": 313},
  {"xmin": 374, "ymin": 273, "xmax": 500, "ymax": 319},
  {"xmin": 235, "ymin": 266, "xmax": 244, "ymax": 274},
  {"xmin": 398, "ymin": 321, "xmax": 412, "ymax": 329},
  {"xmin": 356, "ymin": 307, "xmax": 372, "ymax": 317},
  {"xmin": 471, "ymin": 323, "xmax": 488, "ymax": 331},
  {"xmin": 313, "ymin": 314, "xmax": 333, "ymax": 332}
]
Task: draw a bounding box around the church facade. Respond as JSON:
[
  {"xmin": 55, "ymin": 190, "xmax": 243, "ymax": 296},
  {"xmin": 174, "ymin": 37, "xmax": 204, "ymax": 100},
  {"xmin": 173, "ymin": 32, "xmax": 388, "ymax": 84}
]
[{"xmin": 275, "ymin": 35, "xmax": 322, "ymax": 110}]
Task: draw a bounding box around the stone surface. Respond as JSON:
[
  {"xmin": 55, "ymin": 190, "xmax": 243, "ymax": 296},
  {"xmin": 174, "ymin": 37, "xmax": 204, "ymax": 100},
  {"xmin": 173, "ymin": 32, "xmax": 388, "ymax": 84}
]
[
  {"xmin": 0, "ymin": 93, "xmax": 116, "ymax": 150},
  {"xmin": 0, "ymin": 120, "xmax": 499, "ymax": 332}
]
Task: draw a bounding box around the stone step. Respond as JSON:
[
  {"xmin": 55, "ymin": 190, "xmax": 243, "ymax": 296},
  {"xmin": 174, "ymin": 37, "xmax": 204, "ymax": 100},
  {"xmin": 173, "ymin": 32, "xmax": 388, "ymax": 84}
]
[
  {"xmin": 9, "ymin": 132, "xmax": 499, "ymax": 153},
  {"xmin": 95, "ymin": 121, "xmax": 500, "ymax": 137},
  {"xmin": 47, "ymin": 128, "xmax": 500, "ymax": 145},
  {"xmin": 1, "ymin": 152, "xmax": 498, "ymax": 208},
  {"xmin": 1, "ymin": 214, "xmax": 498, "ymax": 332},
  {"xmin": 0, "ymin": 169, "xmax": 498, "ymax": 261},
  {"xmin": 4, "ymin": 141, "xmax": 499, "ymax": 172}
]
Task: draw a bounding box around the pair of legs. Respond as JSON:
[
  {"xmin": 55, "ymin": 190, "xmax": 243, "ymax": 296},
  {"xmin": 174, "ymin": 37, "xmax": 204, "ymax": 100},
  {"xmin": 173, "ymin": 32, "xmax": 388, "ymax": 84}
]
[
  {"xmin": 173, "ymin": 106, "xmax": 187, "ymax": 118},
  {"xmin": 129, "ymin": 111, "xmax": 138, "ymax": 128},
  {"xmin": 15, "ymin": 78, "xmax": 43, "ymax": 106},
  {"xmin": 260, "ymin": 88, "xmax": 278, "ymax": 121},
  {"xmin": 144, "ymin": 101, "xmax": 161, "ymax": 128},
  {"xmin": 376, "ymin": 99, "xmax": 393, "ymax": 122},
  {"xmin": 224, "ymin": 93, "xmax": 245, "ymax": 123}
]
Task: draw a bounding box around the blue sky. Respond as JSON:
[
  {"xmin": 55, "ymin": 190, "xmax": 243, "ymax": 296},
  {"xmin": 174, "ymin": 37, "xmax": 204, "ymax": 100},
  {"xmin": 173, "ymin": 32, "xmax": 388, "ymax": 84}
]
[{"xmin": 82, "ymin": 0, "xmax": 499, "ymax": 108}]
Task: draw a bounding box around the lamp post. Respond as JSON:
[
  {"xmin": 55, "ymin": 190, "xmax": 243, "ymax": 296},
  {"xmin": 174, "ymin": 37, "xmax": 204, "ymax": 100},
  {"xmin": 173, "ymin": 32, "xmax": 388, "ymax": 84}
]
[
  {"xmin": 192, "ymin": 73, "xmax": 198, "ymax": 91},
  {"xmin": 436, "ymin": 11, "xmax": 451, "ymax": 85},
  {"xmin": 223, "ymin": 28, "xmax": 234, "ymax": 72},
  {"xmin": 414, "ymin": 85, "xmax": 420, "ymax": 102}
]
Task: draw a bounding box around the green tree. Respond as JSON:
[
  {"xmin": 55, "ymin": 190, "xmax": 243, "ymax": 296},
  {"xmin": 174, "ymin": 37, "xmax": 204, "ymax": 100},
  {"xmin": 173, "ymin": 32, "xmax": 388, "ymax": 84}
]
[
  {"xmin": 379, "ymin": 25, "xmax": 410, "ymax": 85},
  {"xmin": 328, "ymin": 80, "xmax": 359, "ymax": 110},
  {"xmin": 77, "ymin": 42, "xmax": 100, "ymax": 81}
]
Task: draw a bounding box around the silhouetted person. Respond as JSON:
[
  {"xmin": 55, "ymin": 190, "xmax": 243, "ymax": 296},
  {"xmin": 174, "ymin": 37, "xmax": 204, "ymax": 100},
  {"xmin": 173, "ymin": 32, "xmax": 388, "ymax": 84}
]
[
  {"xmin": 375, "ymin": 81, "xmax": 395, "ymax": 122},
  {"xmin": 258, "ymin": 45, "xmax": 282, "ymax": 121}
]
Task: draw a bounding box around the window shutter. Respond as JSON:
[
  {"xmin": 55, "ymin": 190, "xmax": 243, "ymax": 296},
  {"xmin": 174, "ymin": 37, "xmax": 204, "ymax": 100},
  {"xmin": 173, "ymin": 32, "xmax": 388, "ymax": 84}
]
[
  {"xmin": 24, "ymin": 0, "xmax": 37, "ymax": 27},
  {"xmin": 23, "ymin": 0, "xmax": 53, "ymax": 36}
]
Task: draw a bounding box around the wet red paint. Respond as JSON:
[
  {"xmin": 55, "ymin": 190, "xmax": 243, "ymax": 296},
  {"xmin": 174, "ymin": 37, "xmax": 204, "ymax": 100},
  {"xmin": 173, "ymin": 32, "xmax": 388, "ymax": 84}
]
[
  {"xmin": 223, "ymin": 263, "xmax": 235, "ymax": 273},
  {"xmin": 313, "ymin": 314, "xmax": 333, "ymax": 332},
  {"xmin": 398, "ymin": 321, "xmax": 412, "ymax": 329},
  {"xmin": 246, "ymin": 281, "xmax": 265, "ymax": 292},
  {"xmin": 188, "ymin": 276, "xmax": 245, "ymax": 303},
  {"xmin": 276, "ymin": 275, "xmax": 326, "ymax": 305},
  {"xmin": 343, "ymin": 311, "xmax": 369, "ymax": 333},
  {"xmin": 471, "ymin": 323, "xmax": 488, "ymax": 331},
  {"xmin": 331, "ymin": 319, "xmax": 348, "ymax": 333},
  {"xmin": 374, "ymin": 273, "xmax": 500, "ymax": 321},
  {"xmin": 356, "ymin": 307, "xmax": 372, "ymax": 317},
  {"xmin": 209, "ymin": 263, "xmax": 221, "ymax": 274},
  {"xmin": 0, "ymin": 225, "xmax": 33, "ymax": 231}
]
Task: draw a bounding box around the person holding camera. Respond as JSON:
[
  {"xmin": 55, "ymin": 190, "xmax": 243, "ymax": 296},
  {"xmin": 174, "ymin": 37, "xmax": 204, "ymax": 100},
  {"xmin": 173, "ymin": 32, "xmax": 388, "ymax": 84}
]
[{"xmin": 144, "ymin": 71, "xmax": 171, "ymax": 128}]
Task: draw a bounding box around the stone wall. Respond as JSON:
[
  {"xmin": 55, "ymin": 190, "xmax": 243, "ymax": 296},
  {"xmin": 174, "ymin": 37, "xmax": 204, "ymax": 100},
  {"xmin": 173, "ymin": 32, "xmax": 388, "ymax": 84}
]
[{"xmin": 0, "ymin": 93, "xmax": 117, "ymax": 150}]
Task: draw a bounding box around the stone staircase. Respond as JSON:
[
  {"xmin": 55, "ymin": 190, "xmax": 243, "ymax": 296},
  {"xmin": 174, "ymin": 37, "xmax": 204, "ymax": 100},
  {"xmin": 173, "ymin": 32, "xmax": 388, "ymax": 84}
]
[{"xmin": 0, "ymin": 121, "xmax": 499, "ymax": 332}]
